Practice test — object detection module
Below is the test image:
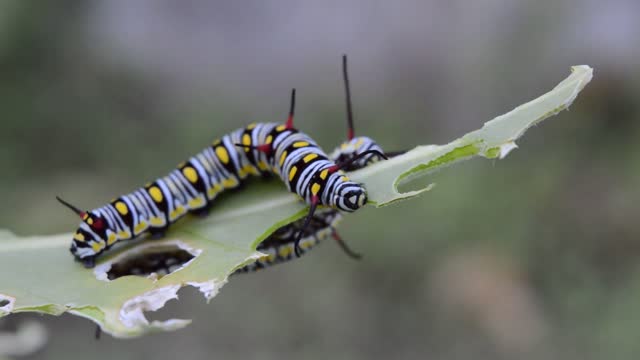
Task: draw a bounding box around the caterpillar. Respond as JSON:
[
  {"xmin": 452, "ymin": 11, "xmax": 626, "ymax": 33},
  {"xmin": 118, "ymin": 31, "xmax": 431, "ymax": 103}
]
[
  {"xmin": 236, "ymin": 137, "xmax": 394, "ymax": 273},
  {"xmin": 58, "ymin": 55, "xmax": 387, "ymax": 269},
  {"xmin": 236, "ymin": 56, "xmax": 391, "ymax": 273},
  {"xmin": 235, "ymin": 209, "xmax": 343, "ymax": 273}
]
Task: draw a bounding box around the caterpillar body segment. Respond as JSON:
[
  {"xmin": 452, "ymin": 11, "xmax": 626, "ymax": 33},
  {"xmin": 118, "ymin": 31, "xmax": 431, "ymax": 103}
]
[
  {"xmin": 61, "ymin": 120, "xmax": 367, "ymax": 268},
  {"xmin": 235, "ymin": 209, "xmax": 343, "ymax": 273}
]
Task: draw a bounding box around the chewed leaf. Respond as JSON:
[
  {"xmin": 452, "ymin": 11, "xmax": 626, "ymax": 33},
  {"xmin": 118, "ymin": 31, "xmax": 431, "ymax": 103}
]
[
  {"xmin": 351, "ymin": 65, "xmax": 593, "ymax": 206},
  {"xmin": 0, "ymin": 65, "xmax": 592, "ymax": 338},
  {"xmin": 0, "ymin": 183, "xmax": 306, "ymax": 338}
]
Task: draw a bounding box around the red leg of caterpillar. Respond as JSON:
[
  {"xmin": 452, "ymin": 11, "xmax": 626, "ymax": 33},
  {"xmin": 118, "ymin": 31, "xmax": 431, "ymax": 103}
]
[
  {"xmin": 327, "ymin": 149, "xmax": 389, "ymax": 174},
  {"xmin": 332, "ymin": 229, "xmax": 362, "ymax": 260},
  {"xmin": 294, "ymin": 195, "xmax": 319, "ymax": 257},
  {"xmin": 285, "ymin": 88, "xmax": 296, "ymax": 130}
]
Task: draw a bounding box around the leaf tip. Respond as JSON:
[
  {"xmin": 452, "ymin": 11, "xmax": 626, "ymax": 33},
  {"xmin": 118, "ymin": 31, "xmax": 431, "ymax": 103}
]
[{"xmin": 499, "ymin": 142, "xmax": 518, "ymax": 159}]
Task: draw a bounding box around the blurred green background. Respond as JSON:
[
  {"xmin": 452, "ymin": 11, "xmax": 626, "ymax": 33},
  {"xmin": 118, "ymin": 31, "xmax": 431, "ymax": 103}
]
[{"xmin": 1, "ymin": 1, "xmax": 639, "ymax": 359}]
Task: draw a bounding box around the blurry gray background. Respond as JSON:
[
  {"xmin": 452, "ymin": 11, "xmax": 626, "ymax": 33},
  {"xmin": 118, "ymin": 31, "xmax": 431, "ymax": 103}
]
[{"xmin": 1, "ymin": 0, "xmax": 639, "ymax": 359}]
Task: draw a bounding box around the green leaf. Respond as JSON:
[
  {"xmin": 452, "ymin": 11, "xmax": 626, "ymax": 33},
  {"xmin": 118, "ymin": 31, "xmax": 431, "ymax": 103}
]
[{"xmin": 0, "ymin": 65, "xmax": 592, "ymax": 338}]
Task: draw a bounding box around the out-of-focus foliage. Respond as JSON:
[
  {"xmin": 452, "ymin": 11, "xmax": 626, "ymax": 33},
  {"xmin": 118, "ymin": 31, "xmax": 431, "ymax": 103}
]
[
  {"xmin": 0, "ymin": 1, "xmax": 638, "ymax": 359},
  {"xmin": 0, "ymin": 319, "xmax": 47, "ymax": 359}
]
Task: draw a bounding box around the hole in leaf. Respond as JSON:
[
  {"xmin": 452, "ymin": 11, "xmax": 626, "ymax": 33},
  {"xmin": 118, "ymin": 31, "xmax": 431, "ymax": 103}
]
[
  {"xmin": 105, "ymin": 244, "xmax": 196, "ymax": 281},
  {"xmin": 0, "ymin": 295, "xmax": 14, "ymax": 312}
]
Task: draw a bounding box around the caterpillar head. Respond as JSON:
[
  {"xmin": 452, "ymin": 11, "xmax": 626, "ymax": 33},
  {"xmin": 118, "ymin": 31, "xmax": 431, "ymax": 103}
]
[
  {"xmin": 56, "ymin": 197, "xmax": 108, "ymax": 268},
  {"xmin": 330, "ymin": 136, "xmax": 385, "ymax": 171},
  {"xmin": 331, "ymin": 181, "xmax": 367, "ymax": 212}
]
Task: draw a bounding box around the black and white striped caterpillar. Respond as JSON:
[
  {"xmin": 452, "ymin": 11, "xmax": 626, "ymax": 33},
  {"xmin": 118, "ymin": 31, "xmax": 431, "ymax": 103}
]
[
  {"xmin": 58, "ymin": 56, "xmax": 387, "ymax": 269},
  {"xmin": 237, "ymin": 135, "xmax": 389, "ymax": 273}
]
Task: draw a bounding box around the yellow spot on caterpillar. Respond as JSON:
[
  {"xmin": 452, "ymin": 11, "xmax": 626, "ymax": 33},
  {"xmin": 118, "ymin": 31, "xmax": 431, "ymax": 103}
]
[
  {"xmin": 150, "ymin": 217, "xmax": 164, "ymax": 226},
  {"xmin": 222, "ymin": 178, "xmax": 239, "ymax": 189},
  {"xmin": 288, "ymin": 166, "xmax": 298, "ymax": 181},
  {"xmin": 91, "ymin": 242, "xmax": 103, "ymax": 252},
  {"xmin": 216, "ymin": 146, "xmax": 230, "ymax": 164},
  {"xmin": 278, "ymin": 246, "xmax": 293, "ymax": 258},
  {"xmin": 341, "ymin": 176, "xmax": 349, "ymax": 182},
  {"xmin": 115, "ymin": 202, "xmax": 128, "ymax": 215},
  {"xmin": 311, "ymin": 183, "xmax": 321, "ymax": 195},
  {"xmin": 320, "ymin": 169, "xmax": 329, "ymax": 180},
  {"xmin": 82, "ymin": 213, "xmax": 89, "ymax": 221},
  {"xmin": 134, "ymin": 221, "xmax": 148, "ymax": 234},
  {"xmin": 212, "ymin": 139, "xmax": 221, "ymax": 146},
  {"xmin": 182, "ymin": 166, "xmax": 198, "ymax": 183},
  {"xmin": 207, "ymin": 187, "xmax": 219, "ymax": 199},
  {"xmin": 279, "ymin": 151, "xmax": 288, "ymax": 167},
  {"xmin": 341, "ymin": 142, "xmax": 349, "ymax": 149},
  {"xmin": 300, "ymin": 240, "xmax": 313, "ymax": 249},
  {"xmin": 73, "ymin": 232, "xmax": 85, "ymax": 242},
  {"xmin": 242, "ymin": 134, "xmax": 252, "ymax": 152},
  {"xmin": 257, "ymin": 161, "xmax": 269, "ymax": 171},
  {"xmin": 266, "ymin": 135, "xmax": 273, "ymax": 144},
  {"xmin": 188, "ymin": 197, "xmax": 205, "ymax": 208},
  {"xmin": 169, "ymin": 206, "xmax": 187, "ymax": 220},
  {"xmin": 247, "ymin": 123, "xmax": 257, "ymax": 130},
  {"xmin": 356, "ymin": 138, "xmax": 364, "ymax": 147},
  {"xmin": 293, "ymin": 141, "xmax": 309, "ymax": 148},
  {"xmin": 107, "ymin": 233, "xmax": 117, "ymax": 245},
  {"xmin": 276, "ymin": 125, "xmax": 286, "ymax": 132},
  {"xmin": 303, "ymin": 153, "xmax": 318, "ymax": 163},
  {"xmin": 149, "ymin": 186, "xmax": 163, "ymax": 203},
  {"xmin": 118, "ymin": 231, "xmax": 131, "ymax": 239},
  {"xmin": 87, "ymin": 218, "xmax": 94, "ymax": 226},
  {"xmin": 238, "ymin": 164, "xmax": 257, "ymax": 178},
  {"xmin": 266, "ymin": 253, "xmax": 276, "ymax": 262}
]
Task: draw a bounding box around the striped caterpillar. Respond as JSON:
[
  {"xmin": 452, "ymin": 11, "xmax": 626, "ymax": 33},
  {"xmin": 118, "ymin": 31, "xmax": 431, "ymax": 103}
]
[
  {"xmin": 58, "ymin": 56, "xmax": 387, "ymax": 269},
  {"xmin": 237, "ymin": 135, "xmax": 388, "ymax": 273}
]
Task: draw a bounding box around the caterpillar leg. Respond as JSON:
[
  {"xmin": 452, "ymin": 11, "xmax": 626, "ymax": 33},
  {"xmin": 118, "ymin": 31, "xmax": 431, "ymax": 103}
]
[
  {"xmin": 331, "ymin": 229, "xmax": 362, "ymax": 260},
  {"xmin": 328, "ymin": 149, "xmax": 389, "ymax": 173},
  {"xmin": 78, "ymin": 255, "xmax": 96, "ymax": 269},
  {"xmin": 149, "ymin": 227, "xmax": 167, "ymax": 240},
  {"xmin": 190, "ymin": 206, "xmax": 210, "ymax": 218},
  {"xmin": 294, "ymin": 195, "xmax": 319, "ymax": 257}
]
